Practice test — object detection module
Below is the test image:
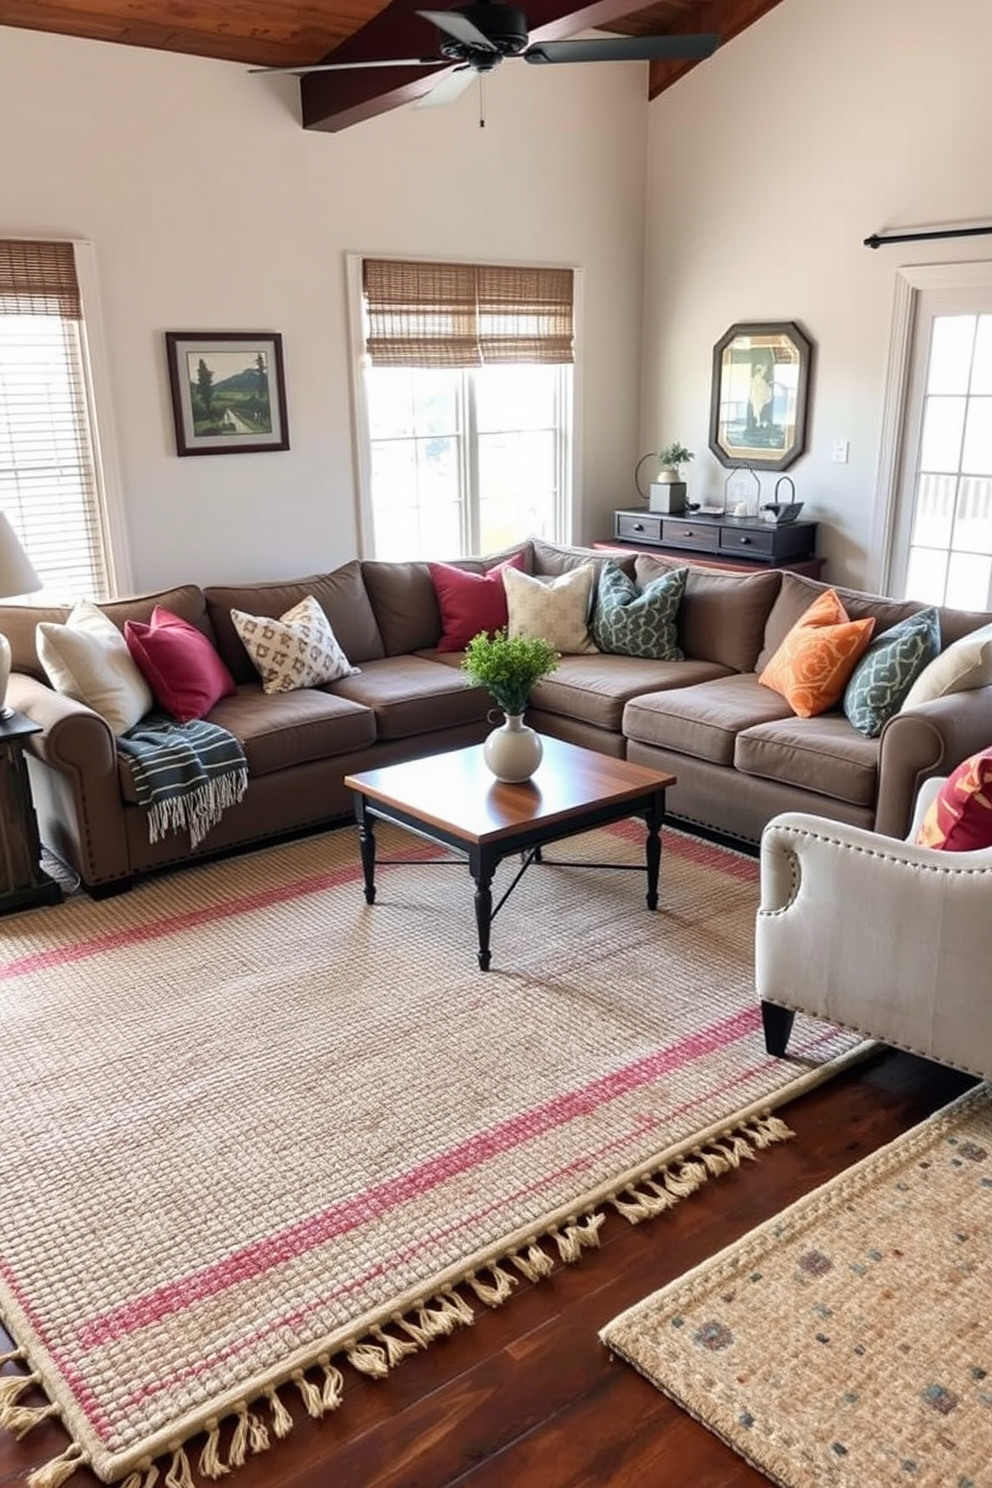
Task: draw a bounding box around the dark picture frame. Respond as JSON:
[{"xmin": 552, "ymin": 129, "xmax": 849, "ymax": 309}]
[
  {"xmin": 708, "ymin": 321, "xmax": 813, "ymax": 471},
  {"xmin": 165, "ymin": 332, "xmax": 290, "ymax": 456}
]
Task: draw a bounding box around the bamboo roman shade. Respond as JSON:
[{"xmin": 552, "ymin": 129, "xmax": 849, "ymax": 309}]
[
  {"xmin": 362, "ymin": 258, "xmax": 574, "ymax": 367},
  {"xmin": 0, "ymin": 239, "xmax": 109, "ymax": 601}
]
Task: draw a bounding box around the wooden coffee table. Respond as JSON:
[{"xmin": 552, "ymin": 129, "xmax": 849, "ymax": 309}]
[{"xmin": 344, "ymin": 736, "xmax": 676, "ymax": 971}]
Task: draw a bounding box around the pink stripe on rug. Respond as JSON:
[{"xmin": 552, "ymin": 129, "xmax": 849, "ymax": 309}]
[{"xmin": 79, "ymin": 1003, "xmax": 760, "ymax": 1348}]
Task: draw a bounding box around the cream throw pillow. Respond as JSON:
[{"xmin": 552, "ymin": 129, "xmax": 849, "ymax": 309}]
[
  {"xmin": 36, "ymin": 599, "xmax": 153, "ymax": 734},
  {"xmin": 901, "ymin": 621, "xmax": 992, "ymax": 708},
  {"xmin": 503, "ymin": 564, "xmax": 599, "ymax": 654},
  {"xmin": 230, "ymin": 594, "xmax": 359, "ymax": 695}
]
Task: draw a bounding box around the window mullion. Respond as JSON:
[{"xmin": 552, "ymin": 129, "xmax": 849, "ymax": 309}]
[{"xmin": 462, "ymin": 371, "xmax": 479, "ymax": 555}]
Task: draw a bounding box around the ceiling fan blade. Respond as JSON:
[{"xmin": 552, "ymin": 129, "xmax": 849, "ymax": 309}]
[
  {"xmin": 415, "ymin": 65, "xmax": 477, "ymax": 106},
  {"xmin": 250, "ymin": 57, "xmax": 445, "ymax": 75},
  {"xmin": 416, "ymin": 9, "xmax": 499, "ymax": 51},
  {"xmin": 523, "ymin": 33, "xmax": 720, "ymax": 65}
]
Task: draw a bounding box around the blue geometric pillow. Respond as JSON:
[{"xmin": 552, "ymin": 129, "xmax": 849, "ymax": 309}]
[
  {"xmin": 842, "ymin": 607, "xmax": 941, "ymax": 737},
  {"xmin": 591, "ymin": 561, "xmax": 687, "ymax": 659}
]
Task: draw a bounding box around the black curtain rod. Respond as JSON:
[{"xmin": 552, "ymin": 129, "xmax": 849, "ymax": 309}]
[{"xmin": 864, "ymin": 224, "xmax": 992, "ymax": 249}]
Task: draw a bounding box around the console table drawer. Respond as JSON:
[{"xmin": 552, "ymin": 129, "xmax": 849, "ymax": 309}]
[
  {"xmin": 660, "ymin": 518, "xmax": 720, "ymax": 553},
  {"xmin": 719, "ymin": 525, "xmax": 776, "ymax": 558},
  {"xmin": 615, "ymin": 512, "xmax": 663, "ymax": 543}
]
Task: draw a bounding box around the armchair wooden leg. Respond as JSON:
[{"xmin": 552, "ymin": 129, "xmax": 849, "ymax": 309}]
[{"xmin": 761, "ymin": 1000, "xmax": 796, "ymax": 1057}]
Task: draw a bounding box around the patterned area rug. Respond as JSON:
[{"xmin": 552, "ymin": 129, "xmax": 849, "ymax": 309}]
[
  {"xmin": 602, "ymin": 1082, "xmax": 992, "ymax": 1488},
  {"xmin": 0, "ymin": 821, "xmax": 867, "ymax": 1487}
]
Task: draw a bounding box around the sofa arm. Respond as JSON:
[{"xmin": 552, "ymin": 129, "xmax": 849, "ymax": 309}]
[
  {"xmin": 875, "ymin": 683, "xmax": 992, "ymax": 837},
  {"xmin": 7, "ymin": 672, "xmax": 131, "ymax": 889},
  {"xmin": 756, "ymin": 811, "xmax": 992, "ymax": 1078}
]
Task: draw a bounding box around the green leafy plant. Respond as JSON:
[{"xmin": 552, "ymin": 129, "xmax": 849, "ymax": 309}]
[
  {"xmin": 462, "ymin": 629, "xmax": 560, "ymax": 717},
  {"xmin": 657, "ymin": 441, "xmax": 695, "ymax": 471}
]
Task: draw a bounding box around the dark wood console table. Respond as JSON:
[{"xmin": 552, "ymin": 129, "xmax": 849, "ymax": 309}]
[
  {"xmin": 0, "ymin": 712, "xmax": 62, "ymax": 915},
  {"xmin": 603, "ymin": 509, "xmax": 824, "ymax": 577}
]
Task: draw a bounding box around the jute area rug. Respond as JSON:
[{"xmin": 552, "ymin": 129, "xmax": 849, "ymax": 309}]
[
  {"xmin": 0, "ymin": 821, "xmax": 867, "ymax": 1488},
  {"xmin": 602, "ymin": 1081, "xmax": 992, "ymax": 1488}
]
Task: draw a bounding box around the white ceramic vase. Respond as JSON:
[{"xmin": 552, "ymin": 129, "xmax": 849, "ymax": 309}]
[{"xmin": 483, "ymin": 712, "xmax": 543, "ymax": 783}]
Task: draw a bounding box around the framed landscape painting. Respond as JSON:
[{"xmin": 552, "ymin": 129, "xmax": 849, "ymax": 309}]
[{"xmin": 165, "ymin": 332, "xmax": 290, "ymax": 455}]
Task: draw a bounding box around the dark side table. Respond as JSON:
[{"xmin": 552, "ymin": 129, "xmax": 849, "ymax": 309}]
[{"xmin": 0, "ymin": 711, "xmax": 62, "ymax": 915}]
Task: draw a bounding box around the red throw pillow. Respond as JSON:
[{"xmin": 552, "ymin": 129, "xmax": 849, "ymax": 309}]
[
  {"xmin": 915, "ymin": 748, "xmax": 992, "ymax": 852},
  {"xmin": 429, "ymin": 554, "xmax": 527, "ymax": 652},
  {"xmin": 124, "ymin": 607, "xmax": 236, "ymax": 723}
]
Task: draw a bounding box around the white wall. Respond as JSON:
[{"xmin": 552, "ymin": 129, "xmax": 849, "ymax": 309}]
[
  {"xmin": 0, "ymin": 26, "xmax": 650, "ymax": 590},
  {"xmin": 643, "ymin": 0, "xmax": 992, "ymax": 588}
]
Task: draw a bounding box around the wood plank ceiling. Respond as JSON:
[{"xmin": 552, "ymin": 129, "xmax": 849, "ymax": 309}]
[{"xmin": 0, "ymin": 0, "xmax": 787, "ymax": 130}]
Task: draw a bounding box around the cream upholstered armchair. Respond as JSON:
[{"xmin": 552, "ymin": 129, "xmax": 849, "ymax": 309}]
[{"xmin": 755, "ymin": 779, "xmax": 992, "ymax": 1080}]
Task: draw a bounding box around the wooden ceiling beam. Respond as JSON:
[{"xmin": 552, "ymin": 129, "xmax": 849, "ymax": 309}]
[
  {"xmin": 645, "ymin": 0, "xmax": 786, "ymax": 95},
  {"xmin": 300, "ymin": 0, "xmax": 665, "ymax": 132}
]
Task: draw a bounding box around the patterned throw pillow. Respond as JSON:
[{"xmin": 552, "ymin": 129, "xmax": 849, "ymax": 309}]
[
  {"xmin": 915, "ymin": 748, "xmax": 992, "ymax": 851},
  {"xmin": 758, "ymin": 589, "xmax": 875, "ymax": 718},
  {"xmin": 591, "ymin": 561, "xmax": 687, "ymax": 659},
  {"xmin": 230, "ymin": 595, "xmax": 359, "ymax": 695},
  {"xmin": 503, "ymin": 563, "xmax": 598, "ymax": 654},
  {"xmin": 842, "ymin": 607, "xmax": 941, "ymax": 737}
]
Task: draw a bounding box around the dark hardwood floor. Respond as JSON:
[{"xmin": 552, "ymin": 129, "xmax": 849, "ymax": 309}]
[{"xmin": 0, "ymin": 1048, "xmax": 975, "ymax": 1488}]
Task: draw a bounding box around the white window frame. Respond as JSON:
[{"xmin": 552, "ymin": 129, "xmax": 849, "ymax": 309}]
[
  {"xmin": 345, "ymin": 252, "xmax": 582, "ymax": 559},
  {"xmin": 872, "ymin": 258, "xmax": 992, "ymax": 596},
  {"xmin": 0, "ymin": 237, "xmax": 132, "ymax": 600}
]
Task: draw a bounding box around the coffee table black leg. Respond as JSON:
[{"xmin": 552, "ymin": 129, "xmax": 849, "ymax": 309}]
[
  {"xmin": 354, "ymin": 801, "xmax": 377, "ymax": 905},
  {"xmin": 644, "ymin": 791, "xmax": 664, "ymax": 910},
  {"xmin": 472, "ymin": 859, "xmax": 495, "ymax": 971}
]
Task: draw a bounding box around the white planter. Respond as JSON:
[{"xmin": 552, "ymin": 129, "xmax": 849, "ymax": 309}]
[{"xmin": 482, "ymin": 713, "xmax": 544, "ymax": 782}]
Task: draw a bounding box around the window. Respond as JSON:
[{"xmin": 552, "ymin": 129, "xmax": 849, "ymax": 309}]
[
  {"xmin": 349, "ymin": 256, "xmax": 576, "ymax": 560},
  {"xmin": 877, "ymin": 262, "xmax": 992, "ymax": 608},
  {"xmin": 0, "ymin": 239, "xmax": 124, "ymax": 604}
]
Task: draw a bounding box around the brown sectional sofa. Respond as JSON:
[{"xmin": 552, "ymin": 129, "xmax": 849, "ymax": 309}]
[{"xmin": 6, "ymin": 537, "xmax": 992, "ymax": 895}]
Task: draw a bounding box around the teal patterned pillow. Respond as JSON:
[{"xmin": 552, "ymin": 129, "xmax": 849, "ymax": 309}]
[
  {"xmin": 591, "ymin": 561, "xmax": 687, "ymax": 659},
  {"xmin": 843, "ymin": 607, "xmax": 941, "ymax": 737}
]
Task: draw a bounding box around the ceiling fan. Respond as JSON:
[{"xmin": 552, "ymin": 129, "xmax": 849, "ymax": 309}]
[{"xmin": 251, "ymin": 2, "xmax": 719, "ymax": 106}]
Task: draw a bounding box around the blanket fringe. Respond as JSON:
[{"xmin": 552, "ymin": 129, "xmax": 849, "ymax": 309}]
[{"xmin": 3, "ymin": 1107, "xmax": 794, "ymax": 1487}]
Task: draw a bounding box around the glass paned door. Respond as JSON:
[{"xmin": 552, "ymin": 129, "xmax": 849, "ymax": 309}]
[{"xmin": 893, "ymin": 288, "xmax": 992, "ymax": 608}]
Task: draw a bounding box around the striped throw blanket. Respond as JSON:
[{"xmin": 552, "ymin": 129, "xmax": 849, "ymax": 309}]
[{"xmin": 117, "ymin": 712, "xmax": 249, "ymax": 849}]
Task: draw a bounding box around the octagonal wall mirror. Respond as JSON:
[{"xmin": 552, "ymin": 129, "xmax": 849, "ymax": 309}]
[{"xmin": 708, "ymin": 321, "xmax": 813, "ymax": 471}]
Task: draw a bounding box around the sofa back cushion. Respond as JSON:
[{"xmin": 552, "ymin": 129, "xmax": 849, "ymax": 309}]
[
  {"xmin": 363, "ymin": 544, "xmax": 532, "ymax": 655},
  {"xmin": 755, "ymin": 572, "xmax": 927, "ymax": 675},
  {"xmin": 530, "ymin": 538, "xmax": 635, "ymax": 579},
  {"xmin": 1, "ymin": 584, "xmax": 210, "ymax": 683},
  {"xmin": 205, "ymin": 562, "xmax": 384, "ymax": 681},
  {"xmin": 634, "ymin": 556, "xmax": 781, "ymax": 672}
]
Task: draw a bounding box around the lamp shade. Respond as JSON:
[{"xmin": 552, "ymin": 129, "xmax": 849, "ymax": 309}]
[{"xmin": 0, "ymin": 513, "xmax": 41, "ymax": 600}]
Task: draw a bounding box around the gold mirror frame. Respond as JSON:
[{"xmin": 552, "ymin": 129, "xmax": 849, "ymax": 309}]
[{"xmin": 708, "ymin": 321, "xmax": 813, "ymax": 471}]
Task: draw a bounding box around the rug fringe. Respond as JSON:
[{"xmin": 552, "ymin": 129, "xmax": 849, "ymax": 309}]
[{"xmin": 2, "ymin": 1108, "xmax": 796, "ymax": 1488}]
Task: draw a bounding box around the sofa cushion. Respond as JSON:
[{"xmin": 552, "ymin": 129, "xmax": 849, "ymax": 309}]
[
  {"xmin": 756, "ymin": 571, "xmax": 923, "ymax": 674},
  {"xmin": 36, "ymin": 600, "xmax": 153, "ymax": 734},
  {"xmin": 362, "ymin": 546, "xmax": 533, "ymax": 656},
  {"xmin": 429, "ymin": 554, "xmax": 526, "ymax": 652},
  {"xmin": 329, "ymin": 655, "xmax": 490, "ymax": 740},
  {"xmin": 231, "ymin": 595, "xmax": 359, "ymax": 695},
  {"xmin": 902, "ymin": 620, "xmax": 992, "ymax": 706},
  {"xmin": 635, "ymin": 557, "xmax": 781, "ymax": 672},
  {"xmin": 530, "ymin": 654, "xmax": 730, "ymax": 733},
  {"xmin": 622, "ymin": 673, "xmax": 794, "ymax": 766},
  {"xmin": 124, "ymin": 607, "xmax": 237, "ymax": 724},
  {"xmin": 842, "ymin": 607, "xmax": 941, "ymax": 737},
  {"xmin": 591, "ymin": 561, "xmax": 687, "ymax": 659},
  {"xmin": 504, "ymin": 564, "xmax": 598, "ymax": 654},
  {"xmin": 530, "ymin": 537, "xmax": 635, "ymax": 578},
  {"xmin": 205, "ymin": 562, "xmax": 384, "ymax": 680},
  {"xmin": 759, "ymin": 589, "xmax": 875, "ymax": 718},
  {"xmin": 914, "ymin": 748, "xmax": 992, "ymax": 851},
  {"xmin": 735, "ymin": 714, "xmax": 879, "ymax": 808},
  {"xmin": 4, "ymin": 585, "xmax": 212, "ymax": 683}
]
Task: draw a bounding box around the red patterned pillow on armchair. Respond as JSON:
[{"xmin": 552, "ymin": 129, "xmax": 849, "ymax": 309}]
[{"xmin": 915, "ymin": 747, "xmax": 992, "ymax": 851}]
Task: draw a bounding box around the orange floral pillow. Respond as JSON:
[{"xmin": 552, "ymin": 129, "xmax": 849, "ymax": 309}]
[
  {"xmin": 915, "ymin": 749, "xmax": 992, "ymax": 851},
  {"xmin": 758, "ymin": 589, "xmax": 876, "ymax": 718}
]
